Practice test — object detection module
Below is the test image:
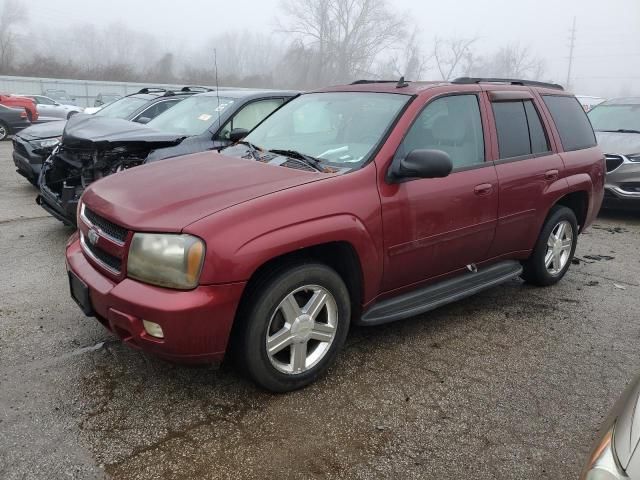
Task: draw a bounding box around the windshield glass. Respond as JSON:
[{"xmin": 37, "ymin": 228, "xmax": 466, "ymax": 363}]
[
  {"xmin": 95, "ymin": 96, "xmax": 148, "ymax": 119},
  {"xmin": 147, "ymin": 95, "xmax": 235, "ymax": 136},
  {"xmin": 588, "ymin": 104, "xmax": 640, "ymax": 132},
  {"xmin": 242, "ymin": 92, "xmax": 410, "ymax": 167}
]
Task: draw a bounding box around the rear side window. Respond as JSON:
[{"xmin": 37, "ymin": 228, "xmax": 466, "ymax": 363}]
[
  {"xmin": 542, "ymin": 95, "xmax": 597, "ymax": 151},
  {"xmin": 492, "ymin": 100, "xmax": 550, "ymax": 159}
]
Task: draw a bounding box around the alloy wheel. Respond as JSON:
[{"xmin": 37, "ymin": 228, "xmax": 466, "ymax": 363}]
[
  {"xmin": 0, "ymin": 124, "xmax": 7, "ymax": 141},
  {"xmin": 544, "ymin": 220, "xmax": 574, "ymax": 275},
  {"xmin": 266, "ymin": 285, "xmax": 338, "ymax": 375}
]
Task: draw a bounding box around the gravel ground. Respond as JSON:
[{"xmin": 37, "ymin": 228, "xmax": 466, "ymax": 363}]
[{"xmin": 0, "ymin": 140, "xmax": 639, "ymax": 479}]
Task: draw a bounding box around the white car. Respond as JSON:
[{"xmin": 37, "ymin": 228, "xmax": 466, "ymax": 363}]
[{"xmin": 21, "ymin": 95, "xmax": 83, "ymax": 121}]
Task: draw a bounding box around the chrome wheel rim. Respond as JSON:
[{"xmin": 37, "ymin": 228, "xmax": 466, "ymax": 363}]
[
  {"xmin": 0, "ymin": 124, "xmax": 6, "ymax": 140},
  {"xmin": 545, "ymin": 220, "xmax": 573, "ymax": 275},
  {"xmin": 266, "ymin": 284, "xmax": 338, "ymax": 375}
]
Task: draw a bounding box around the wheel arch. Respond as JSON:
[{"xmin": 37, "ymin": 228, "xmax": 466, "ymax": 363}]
[{"xmin": 554, "ymin": 190, "xmax": 589, "ymax": 232}]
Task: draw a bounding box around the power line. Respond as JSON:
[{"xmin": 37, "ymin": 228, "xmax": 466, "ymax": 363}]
[{"xmin": 566, "ymin": 16, "xmax": 577, "ymax": 89}]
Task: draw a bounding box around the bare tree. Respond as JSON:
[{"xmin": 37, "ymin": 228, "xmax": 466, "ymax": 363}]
[
  {"xmin": 278, "ymin": 0, "xmax": 407, "ymax": 86},
  {"xmin": 470, "ymin": 44, "xmax": 546, "ymax": 80},
  {"xmin": 0, "ymin": 0, "xmax": 26, "ymax": 72},
  {"xmin": 432, "ymin": 36, "xmax": 478, "ymax": 80},
  {"xmin": 377, "ymin": 29, "xmax": 430, "ymax": 80}
]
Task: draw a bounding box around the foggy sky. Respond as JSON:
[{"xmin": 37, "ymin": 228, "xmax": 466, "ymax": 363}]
[{"xmin": 19, "ymin": 0, "xmax": 640, "ymax": 97}]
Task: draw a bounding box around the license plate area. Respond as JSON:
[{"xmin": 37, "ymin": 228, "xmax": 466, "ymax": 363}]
[{"xmin": 68, "ymin": 270, "xmax": 94, "ymax": 316}]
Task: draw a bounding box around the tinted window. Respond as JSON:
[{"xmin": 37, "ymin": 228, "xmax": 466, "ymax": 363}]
[
  {"xmin": 397, "ymin": 94, "xmax": 485, "ymax": 169},
  {"xmin": 136, "ymin": 99, "xmax": 180, "ymax": 121},
  {"xmin": 493, "ymin": 101, "xmax": 531, "ymax": 158},
  {"xmin": 95, "ymin": 97, "xmax": 149, "ymax": 119},
  {"xmin": 543, "ymin": 95, "xmax": 597, "ymax": 151},
  {"xmin": 524, "ymin": 101, "xmax": 550, "ymax": 154}
]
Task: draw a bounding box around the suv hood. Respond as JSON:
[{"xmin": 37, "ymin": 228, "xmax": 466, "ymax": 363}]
[
  {"xmin": 17, "ymin": 120, "xmax": 66, "ymax": 141},
  {"xmin": 595, "ymin": 131, "xmax": 640, "ymax": 156},
  {"xmin": 62, "ymin": 114, "xmax": 185, "ymax": 149},
  {"xmin": 82, "ymin": 151, "xmax": 327, "ymax": 231}
]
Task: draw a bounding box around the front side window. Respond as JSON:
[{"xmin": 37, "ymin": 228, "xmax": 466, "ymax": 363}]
[
  {"xmin": 218, "ymin": 98, "xmax": 284, "ymax": 140},
  {"xmin": 396, "ymin": 94, "xmax": 485, "ymax": 169},
  {"xmin": 135, "ymin": 99, "xmax": 180, "ymax": 121},
  {"xmin": 588, "ymin": 103, "xmax": 640, "ymax": 133},
  {"xmin": 95, "ymin": 96, "xmax": 149, "ymax": 119},
  {"xmin": 543, "ymin": 95, "xmax": 597, "ymax": 151},
  {"xmin": 493, "ymin": 100, "xmax": 550, "ymax": 159},
  {"xmin": 147, "ymin": 95, "xmax": 235, "ymax": 136},
  {"xmin": 242, "ymin": 92, "xmax": 411, "ymax": 168}
]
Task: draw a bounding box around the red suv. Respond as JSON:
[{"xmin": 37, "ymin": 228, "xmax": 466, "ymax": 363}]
[
  {"xmin": 0, "ymin": 94, "xmax": 38, "ymax": 122},
  {"xmin": 66, "ymin": 77, "xmax": 604, "ymax": 392}
]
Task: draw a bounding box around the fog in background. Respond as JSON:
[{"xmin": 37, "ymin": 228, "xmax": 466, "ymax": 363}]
[{"xmin": 0, "ymin": 0, "xmax": 638, "ymax": 98}]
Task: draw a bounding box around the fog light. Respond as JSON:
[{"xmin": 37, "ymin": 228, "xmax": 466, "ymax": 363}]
[{"xmin": 142, "ymin": 320, "xmax": 164, "ymax": 339}]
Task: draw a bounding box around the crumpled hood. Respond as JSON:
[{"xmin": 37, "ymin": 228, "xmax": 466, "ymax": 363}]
[
  {"xmin": 596, "ymin": 131, "xmax": 640, "ymax": 156},
  {"xmin": 82, "ymin": 151, "xmax": 327, "ymax": 232},
  {"xmin": 17, "ymin": 120, "xmax": 66, "ymax": 141},
  {"xmin": 62, "ymin": 114, "xmax": 185, "ymax": 149}
]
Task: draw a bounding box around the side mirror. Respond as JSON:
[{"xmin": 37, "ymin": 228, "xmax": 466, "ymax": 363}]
[
  {"xmin": 389, "ymin": 149, "xmax": 453, "ymax": 182},
  {"xmin": 136, "ymin": 116, "xmax": 151, "ymax": 124},
  {"xmin": 229, "ymin": 128, "xmax": 249, "ymax": 143}
]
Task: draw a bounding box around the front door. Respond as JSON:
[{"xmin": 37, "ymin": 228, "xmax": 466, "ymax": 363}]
[{"xmin": 380, "ymin": 93, "xmax": 499, "ymax": 292}]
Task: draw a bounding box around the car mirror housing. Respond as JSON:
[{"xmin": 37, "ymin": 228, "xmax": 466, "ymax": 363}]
[
  {"xmin": 229, "ymin": 128, "xmax": 249, "ymax": 143},
  {"xmin": 388, "ymin": 149, "xmax": 453, "ymax": 182}
]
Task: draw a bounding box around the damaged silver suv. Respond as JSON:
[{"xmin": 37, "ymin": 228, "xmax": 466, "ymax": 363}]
[{"xmin": 588, "ymin": 97, "xmax": 640, "ymax": 209}]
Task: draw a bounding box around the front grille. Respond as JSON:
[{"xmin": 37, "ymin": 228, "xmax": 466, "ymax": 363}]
[
  {"xmin": 84, "ymin": 207, "xmax": 128, "ymax": 243},
  {"xmin": 605, "ymin": 155, "xmax": 624, "ymax": 172},
  {"xmin": 13, "ymin": 139, "xmax": 29, "ymax": 158},
  {"xmin": 83, "ymin": 237, "xmax": 122, "ymax": 273}
]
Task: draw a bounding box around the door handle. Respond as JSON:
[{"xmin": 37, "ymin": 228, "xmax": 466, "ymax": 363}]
[
  {"xmin": 544, "ymin": 169, "xmax": 559, "ymax": 181},
  {"xmin": 474, "ymin": 183, "xmax": 493, "ymax": 196}
]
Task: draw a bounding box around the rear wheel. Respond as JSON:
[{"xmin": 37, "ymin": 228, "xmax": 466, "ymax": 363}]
[
  {"xmin": 236, "ymin": 263, "xmax": 351, "ymax": 392},
  {"xmin": 521, "ymin": 205, "xmax": 578, "ymax": 286},
  {"xmin": 0, "ymin": 122, "xmax": 9, "ymax": 141}
]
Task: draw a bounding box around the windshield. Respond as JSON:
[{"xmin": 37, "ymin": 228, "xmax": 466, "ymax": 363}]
[
  {"xmin": 588, "ymin": 104, "xmax": 640, "ymax": 132},
  {"xmin": 94, "ymin": 96, "xmax": 148, "ymax": 119},
  {"xmin": 147, "ymin": 95, "xmax": 235, "ymax": 136},
  {"xmin": 242, "ymin": 92, "xmax": 410, "ymax": 167}
]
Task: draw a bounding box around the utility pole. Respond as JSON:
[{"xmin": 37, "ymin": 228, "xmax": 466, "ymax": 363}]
[{"xmin": 566, "ymin": 17, "xmax": 577, "ymax": 89}]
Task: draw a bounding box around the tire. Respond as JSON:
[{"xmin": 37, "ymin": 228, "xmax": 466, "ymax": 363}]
[
  {"xmin": 26, "ymin": 111, "xmax": 33, "ymax": 123},
  {"xmin": 521, "ymin": 205, "xmax": 578, "ymax": 286},
  {"xmin": 236, "ymin": 262, "xmax": 351, "ymax": 392},
  {"xmin": 0, "ymin": 122, "xmax": 9, "ymax": 141}
]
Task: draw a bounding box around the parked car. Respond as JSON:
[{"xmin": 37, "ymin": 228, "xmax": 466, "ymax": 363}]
[
  {"xmin": 13, "ymin": 87, "xmax": 199, "ymax": 186},
  {"xmin": 588, "ymin": 97, "xmax": 640, "ymax": 209},
  {"xmin": 43, "ymin": 89, "xmax": 77, "ymax": 106},
  {"xmin": 0, "ymin": 94, "xmax": 38, "ymax": 122},
  {"xmin": 65, "ymin": 77, "xmax": 604, "ymax": 392},
  {"xmin": 580, "ymin": 373, "xmax": 640, "ymax": 479},
  {"xmin": 0, "ymin": 104, "xmax": 31, "ymax": 140},
  {"xmin": 38, "ymin": 89, "xmax": 297, "ymax": 224},
  {"xmin": 94, "ymin": 93, "xmax": 122, "ymax": 108},
  {"xmin": 21, "ymin": 95, "xmax": 83, "ymax": 121}
]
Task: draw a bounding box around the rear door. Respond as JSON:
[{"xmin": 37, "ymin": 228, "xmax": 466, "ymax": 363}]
[
  {"xmin": 484, "ymin": 89, "xmax": 566, "ymax": 257},
  {"xmin": 380, "ymin": 91, "xmax": 499, "ymax": 291}
]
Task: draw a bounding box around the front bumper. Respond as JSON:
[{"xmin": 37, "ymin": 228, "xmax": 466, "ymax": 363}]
[
  {"xmin": 603, "ymin": 161, "xmax": 640, "ymax": 209},
  {"xmin": 66, "ymin": 235, "xmax": 246, "ymax": 363},
  {"xmin": 12, "ymin": 137, "xmax": 45, "ymax": 185}
]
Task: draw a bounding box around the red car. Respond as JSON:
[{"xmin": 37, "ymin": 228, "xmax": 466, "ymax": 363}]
[
  {"xmin": 66, "ymin": 77, "xmax": 604, "ymax": 392},
  {"xmin": 0, "ymin": 94, "xmax": 38, "ymax": 122}
]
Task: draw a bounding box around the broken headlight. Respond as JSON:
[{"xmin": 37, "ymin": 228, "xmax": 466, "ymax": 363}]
[
  {"xmin": 32, "ymin": 137, "xmax": 61, "ymax": 151},
  {"xmin": 127, "ymin": 233, "xmax": 205, "ymax": 290}
]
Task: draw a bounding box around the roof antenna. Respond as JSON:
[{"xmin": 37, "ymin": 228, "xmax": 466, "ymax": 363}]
[
  {"xmin": 396, "ymin": 76, "xmax": 409, "ymax": 88},
  {"xmin": 214, "ymin": 48, "xmax": 221, "ymax": 131}
]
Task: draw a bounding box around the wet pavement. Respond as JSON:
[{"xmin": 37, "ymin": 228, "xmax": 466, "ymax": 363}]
[{"xmin": 1, "ymin": 141, "xmax": 639, "ymax": 479}]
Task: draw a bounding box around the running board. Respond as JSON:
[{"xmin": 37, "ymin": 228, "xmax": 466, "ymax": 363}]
[{"xmin": 359, "ymin": 261, "xmax": 523, "ymax": 326}]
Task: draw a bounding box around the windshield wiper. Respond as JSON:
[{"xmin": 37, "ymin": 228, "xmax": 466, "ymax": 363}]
[
  {"xmin": 236, "ymin": 140, "xmax": 262, "ymax": 161},
  {"xmin": 599, "ymin": 129, "xmax": 640, "ymax": 134},
  {"xmin": 269, "ymin": 149, "xmax": 324, "ymax": 171}
]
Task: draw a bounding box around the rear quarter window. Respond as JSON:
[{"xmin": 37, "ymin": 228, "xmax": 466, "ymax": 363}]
[{"xmin": 542, "ymin": 95, "xmax": 597, "ymax": 151}]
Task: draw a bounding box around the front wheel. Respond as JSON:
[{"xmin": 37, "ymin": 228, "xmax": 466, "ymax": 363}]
[
  {"xmin": 0, "ymin": 122, "xmax": 9, "ymax": 141},
  {"xmin": 236, "ymin": 263, "xmax": 351, "ymax": 392},
  {"xmin": 521, "ymin": 205, "xmax": 578, "ymax": 286}
]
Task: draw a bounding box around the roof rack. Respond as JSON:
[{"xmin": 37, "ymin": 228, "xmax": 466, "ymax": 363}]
[
  {"xmin": 136, "ymin": 87, "xmax": 170, "ymax": 94},
  {"xmin": 350, "ymin": 80, "xmax": 399, "ymax": 85},
  {"xmin": 452, "ymin": 77, "xmax": 564, "ymax": 91},
  {"xmin": 180, "ymin": 86, "xmax": 214, "ymax": 93}
]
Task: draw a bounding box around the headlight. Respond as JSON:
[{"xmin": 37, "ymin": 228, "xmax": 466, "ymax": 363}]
[
  {"xmin": 33, "ymin": 138, "xmax": 60, "ymax": 150},
  {"xmin": 627, "ymin": 154, "xmax": 640, "ymax": 163},
  {"xmin": 127, "ymin": 233, "xmax": 205, "ymax": 290},
  {"xmin": 581, "ymin": 427, "xmax": 627, "ymax": 480}
]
